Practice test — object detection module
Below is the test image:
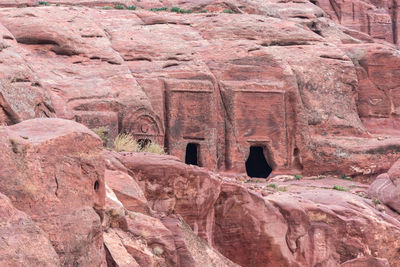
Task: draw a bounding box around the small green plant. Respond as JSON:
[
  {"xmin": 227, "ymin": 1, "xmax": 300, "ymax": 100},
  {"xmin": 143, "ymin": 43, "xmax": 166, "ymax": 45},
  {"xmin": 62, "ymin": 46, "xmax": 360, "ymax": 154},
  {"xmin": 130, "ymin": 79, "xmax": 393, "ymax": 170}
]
[
  {"xmin": 373, "ymin": 198, "xmax": 381, "ymax": 206},
  {"xmin": 150, "ymin": 7, "xmax": 168, "ymax": 11},
  {"xmin": 127, "ymin": 6, "xmax": 137, "ymax": 10},
  {"xmin": 103, "ymin": 6, "xmax": 112, "ymax": 10},
  {"xmin": 278, "ymin": 187, "xmax": 287, "ymax": 192},
  {"xmin": 141, "ymin": 142, "xmax": 165, "ymax": 154},
  {"xmin": 200, "ymin": 9, "xmax": 207, "ymax": 13},
  {"xmin": 38, "ymin": 1, "xmax": 50, "ymax": 6},
  {"xmin": 294, "ymin": 174, "xmax": 303, "ymax": 180},
  {"xmin": 114, "ymin": 4, "xmax": 125, "ymax": 9},
  {"xmin": 223, "ymin": 9, "xmax": 234, "ymax": 14},
  {"xmin": 170, "ymin": 6, "xmax": 180, "ymax": 12},
  {"xmin": 333, "ymin": 185, "xmax": 347, "ymax": 191},
  {"xmin": 56, "ymin": 3, "xmax": 60, "ymax": 6},
  {"xmin": 341, "ymin": 174, "xmax": 351, "ymax": 180},
  {"xmin": 113, "ymin": 133, "xmax": 140, "ymax": 152},
  {"xmin": 268, "ymin": 183, "xmax": 277, "ymax": 189},
  {"xmin": 91, "ymin": 126, "xmax": 108, "ymax": 145},
  {"xmin": 170, "ymin": 7, "xmax": 192, "ymax": 13}
]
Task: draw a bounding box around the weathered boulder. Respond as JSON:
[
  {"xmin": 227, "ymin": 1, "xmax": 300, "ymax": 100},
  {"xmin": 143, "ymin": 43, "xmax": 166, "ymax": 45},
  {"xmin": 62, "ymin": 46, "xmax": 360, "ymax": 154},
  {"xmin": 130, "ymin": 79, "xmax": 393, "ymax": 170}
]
[
  {"xmin": 0, "ymin": 118, "xmax": 105, "ymax": 266},
  {"xmin": 161, "ymin": 215, "xmax": 239, "ymax": 267},
  {"xmin": 369, "ymin": 158, "xmax": 400, "ymax": 213},
  {"xmin": 0, "ymin": 192, "xmax": 60, "ymax": 267},
  {"xmin": 105, "ymin": 169, "xmax": 149, "ymax": 214},
  {"xmin": 104, "ymin": 229, "xmax": 140, "ymax": 267}
]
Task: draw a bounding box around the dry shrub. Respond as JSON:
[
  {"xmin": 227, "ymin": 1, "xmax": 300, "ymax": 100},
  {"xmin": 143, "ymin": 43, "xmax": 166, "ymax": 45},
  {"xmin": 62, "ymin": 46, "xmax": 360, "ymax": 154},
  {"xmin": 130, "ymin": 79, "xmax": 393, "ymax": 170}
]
[
  {"xmin": 91, "ymin": 126, "xmax": 107, "ymax": 145},
  {"xmin": 113, "ymin": 133, "xmax": 140, "ymax": 152},
  {"xmin": 142, "ymin": 142, "xmax": 165, "ymax": 154}
]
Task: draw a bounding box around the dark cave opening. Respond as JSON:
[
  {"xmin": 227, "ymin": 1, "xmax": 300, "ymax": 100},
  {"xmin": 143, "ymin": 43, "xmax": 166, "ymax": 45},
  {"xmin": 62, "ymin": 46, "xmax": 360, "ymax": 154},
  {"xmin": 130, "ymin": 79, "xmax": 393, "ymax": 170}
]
[
  {"xmin": 185, "ymin": 143, "xmax": 199, "ymax": 166},
  {"xmin": 245, "ymin": 146, "xmax": 272, "ymax": 178},
  {"xmin": 94, "ymin": 180, "xmax": 100, "ymax": 192}
]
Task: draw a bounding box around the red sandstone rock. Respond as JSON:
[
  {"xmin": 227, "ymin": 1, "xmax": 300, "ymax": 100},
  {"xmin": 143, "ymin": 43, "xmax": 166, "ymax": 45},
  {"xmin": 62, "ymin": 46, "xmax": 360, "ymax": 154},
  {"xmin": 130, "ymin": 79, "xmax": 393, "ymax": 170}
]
[
  {"xmin": 104, "ymin": 229, "xmax": 140, "ymax": 267},
  {"xmin": 103, "ymin": 150, "xmax": 239, "ymax": 266},
  {"xmin": 105, "ymin": 169, "xmax": 149, "ymax": 214},
  {"xmin": 0, "ymin": 118, "xmax": 105, "ymax": 266},
  {"xmin": 0, "ymin": 0, "xmax": 37, "ymax": 7},
  {"xmin": 314, "ymin": 0, "xmax": 397, "ymax": 44},
  {"xmin": 0, "ymin": 192, "xmax": 60, "ymax": 266},
  {"xmin": 108, "ymin": 151, "xmax": 222, "ymax": 243},
  {"xmin": 1, "ymin": 3, "xmax": 400, "ymax": 266},
  {"xmin": 0, "ymin": 23, "xmax": 54, "ymax": 125},
  {"xmin": 1, "ymin": 5, "xmax": 400, "ymax": 179},
  {"xmin": 124, "ymin": 211, "xmax": 178, "ymax": 266},
  {"xmin": 160, "ymin": 215, "xmax": 239, "ymax": 267},
  {"xmin": 341, "ymin": 256, "xmax": 391, "ymax": 266},
  {"xmin": 369, "ymin": 158, "xmax": 400, "ymax": 213},
  {"xmin": 0, "ymin": 7, "xmax": 161, "ymax": 146},
  {"xmin": 112, "ymin": 152, "xmax": 400, "ymax": 266}
]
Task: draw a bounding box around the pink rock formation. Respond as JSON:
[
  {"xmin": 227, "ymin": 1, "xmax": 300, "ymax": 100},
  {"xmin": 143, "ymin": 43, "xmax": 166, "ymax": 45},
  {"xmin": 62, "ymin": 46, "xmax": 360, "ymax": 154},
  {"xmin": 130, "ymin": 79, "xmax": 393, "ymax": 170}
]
[
  {"xmin": 105, "ymin": 169, "xmax": 149, "ymax": 214},
  {"xmin": 0, "ymin": 23, "xmax": 54, "ymax": 125},
  {"xmin": 0, "ymin": 192, "xmax": 60, "ymax": 266},
  {"xmin": 341, "ymin": 256, "xmax": 391, "ymax": 266},
  {"xmin": 369, "ymin": 158, "xmax": 400, "ymax": 213},
  {"xmin": 103, "ymin": 150, "xmax": 239, "ymax": 266},
  {"xmin": 1, "ymin": 4, "xmax": 400, "ymax": 180},
  {"xmin": 0, "ymin": 118, "xmax": 105, "ymax": 266},
  {"xmin": 106, "ymin": 151, "xmax": 400, "ymax": 266},
  {"xmin": 1, "ymin": 1, "xmax": 400, "ymax": 266}
]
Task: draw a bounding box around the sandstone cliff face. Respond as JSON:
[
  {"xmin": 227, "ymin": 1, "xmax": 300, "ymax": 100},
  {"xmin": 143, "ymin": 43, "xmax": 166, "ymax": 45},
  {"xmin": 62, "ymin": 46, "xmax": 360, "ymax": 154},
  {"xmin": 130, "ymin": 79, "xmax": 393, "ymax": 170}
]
[
  {"xmin": 1, "ymin": 1, "xmax": 400, "ymax": 180},
  {"xmin": 1, "ymin": 1, "xmax": 400, "ymax": 267}
]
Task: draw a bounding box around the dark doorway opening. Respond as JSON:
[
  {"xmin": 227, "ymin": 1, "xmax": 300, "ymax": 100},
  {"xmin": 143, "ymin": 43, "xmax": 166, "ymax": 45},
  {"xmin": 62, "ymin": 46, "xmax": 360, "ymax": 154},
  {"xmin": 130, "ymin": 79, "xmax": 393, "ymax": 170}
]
[
  {"xmin": 138, "ymin": 139, "xmax": 151, "ymax": 149},
  {"xmin": 246, "ymin": 146, "xmax": 272, "ymax": 178},
  {"xmin": 185, "ymin": 143, "xmax": 199, "ymax": 166}
]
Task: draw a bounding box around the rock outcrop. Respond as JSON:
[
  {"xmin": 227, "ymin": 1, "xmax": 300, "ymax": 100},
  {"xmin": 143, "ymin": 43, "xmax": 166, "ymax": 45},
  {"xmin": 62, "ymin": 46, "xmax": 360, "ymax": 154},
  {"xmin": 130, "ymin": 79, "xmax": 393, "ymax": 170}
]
[
  {"xmin": 0, "ymin": 3, "xmax": 400, "ymax": 180},
  {"xmin": 0, "ymin": 119, "xmax": 238, "ymax": 267},
  {"xmin": 105, "ymin": 151, "xmax": 400, "ymax": 266},
  {"xmin": 369, "ymin": 158, "xmax": 400, "ymax": 213},
  {"xmin": 0, "ymin": 118, "xmax": 105, "ymax": 266},
  {"xmin": 1, "ymin": 1, "xmax": 400, "ymax": 267},
  {"xmin": 0, "ymin": 192, "xmax": 60, "ymax": 267},
  {"xmin": 103, "ymin": 150, "xmax": 239, "ymax": 266}
]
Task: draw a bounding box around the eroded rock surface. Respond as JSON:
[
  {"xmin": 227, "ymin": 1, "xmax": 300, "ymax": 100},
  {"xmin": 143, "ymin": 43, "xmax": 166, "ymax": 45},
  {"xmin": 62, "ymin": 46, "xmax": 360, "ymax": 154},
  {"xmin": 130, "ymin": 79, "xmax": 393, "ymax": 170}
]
[
  {"xmin": 0, "ymin": 118, "xmax": 105, "ymax": 266},
  {"xmin": 369, "ymin": 158, "xmax": 400, "ymax": 213},
  {"xmin": 105, "ymin": 151, "xmax": 400, "ymax": 266},
  {"xmin": 0, "ymin": 192, "xmax": 60, "ymax": 267},
  {"xmin": 0, "ymin": 3, "xmax": 400, "ymax": 179},
  {"xmin": 1, "ymin": 2, "xmax": 400, "ymax": 267}
]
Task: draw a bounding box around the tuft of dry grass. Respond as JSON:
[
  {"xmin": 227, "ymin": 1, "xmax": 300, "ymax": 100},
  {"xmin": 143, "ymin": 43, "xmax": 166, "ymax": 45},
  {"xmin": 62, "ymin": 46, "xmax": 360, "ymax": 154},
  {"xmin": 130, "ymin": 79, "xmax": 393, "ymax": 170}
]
[
  {"xmin": 112, "ymin": 133, "xmax": 166, "ymax": 154},
  {"xmin": 113, "ymin": 133, "xmax": 140, "ymax": 152},
  {"xmin": 91, "ymin": 126, "xmax": 107, "ymax": 145},
  {"xmin": 142, "ymin": 142, "xmax": 165, "ymax": 154}
]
